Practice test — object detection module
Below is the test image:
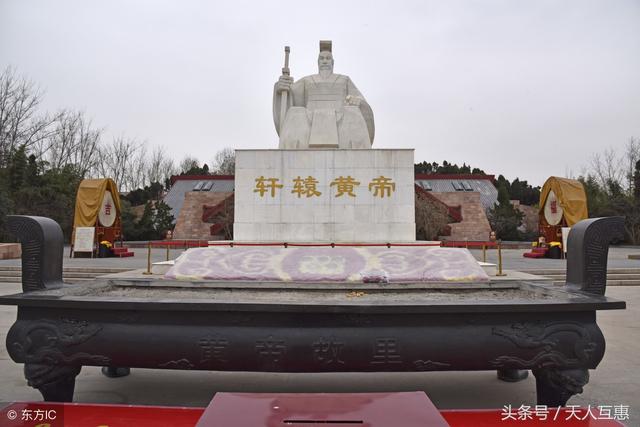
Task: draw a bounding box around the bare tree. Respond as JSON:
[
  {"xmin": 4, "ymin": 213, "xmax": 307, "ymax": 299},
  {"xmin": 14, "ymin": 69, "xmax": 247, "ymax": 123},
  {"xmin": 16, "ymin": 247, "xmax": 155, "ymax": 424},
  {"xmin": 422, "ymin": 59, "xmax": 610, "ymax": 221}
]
[
  {"xmin": 179, "ymin": 155, "xmax": 200, "ymax": 174},
  {"xmin": 93, "ymin": 135, "xmax": 144, "ymax": 191},
  {"xmin": 147, "ymin": 145, "xmax": 176, "ymax": 185},
  {"xmin": 211, "ymin": 147, "xmax": 235, "ymax": 175},
  {"xmin": 589, "ymin": 147, "xmax": 624, "ymax": 191},
  {"xmin": 624, "ymin": 137, "xmax": 640, "ymax": 190},
  {"xmin": 1, "ymin": 67, "xmax": 181, "ymax": 193},
  {"xmin": 588, "ymin": 139, "xmax": 640, "ymax": 193},
  {"xmin": 93, "ymin": 138, "xmax": 183, "ymax": 192},
  {"xmin": 42, "ymin": 110, "xmax": 102, "ymax": 176},
  {"xmin": 128, "ymin": 143, "xmax": 149, "ymax": 191},
  {"xmin": 0, "ymin": 67, "xmax": 58, "ymax": 167}
]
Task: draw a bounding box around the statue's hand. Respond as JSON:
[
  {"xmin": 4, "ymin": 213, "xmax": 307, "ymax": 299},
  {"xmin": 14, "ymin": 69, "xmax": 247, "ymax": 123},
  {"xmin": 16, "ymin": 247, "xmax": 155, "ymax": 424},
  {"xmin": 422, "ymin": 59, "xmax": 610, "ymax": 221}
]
[
  {"xmin": 345, "ymin": 95, "xmax": 362, "ymax": 107},
  {"xmin": 276, "ymin": 76, "xmax": 293, "ymax": 93}
]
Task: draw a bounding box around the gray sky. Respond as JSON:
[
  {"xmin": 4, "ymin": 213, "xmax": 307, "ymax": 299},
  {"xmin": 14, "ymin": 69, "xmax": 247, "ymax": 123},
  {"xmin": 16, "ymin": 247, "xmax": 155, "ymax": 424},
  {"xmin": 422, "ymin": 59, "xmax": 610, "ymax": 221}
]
[{"xmin": 1, "ymin": 0, "xmax": 639, "ymax": 186}]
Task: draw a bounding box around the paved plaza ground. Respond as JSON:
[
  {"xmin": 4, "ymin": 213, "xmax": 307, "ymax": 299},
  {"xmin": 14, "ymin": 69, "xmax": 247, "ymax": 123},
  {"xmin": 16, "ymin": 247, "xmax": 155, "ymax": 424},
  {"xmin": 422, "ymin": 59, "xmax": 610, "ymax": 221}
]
[
  {"xmin": 0, "ymin": 247, "xmax": 638, "ymax": 424},
  {"xmin": 472, "ymin": 246, "xmax": 640, "ymax": 272}
]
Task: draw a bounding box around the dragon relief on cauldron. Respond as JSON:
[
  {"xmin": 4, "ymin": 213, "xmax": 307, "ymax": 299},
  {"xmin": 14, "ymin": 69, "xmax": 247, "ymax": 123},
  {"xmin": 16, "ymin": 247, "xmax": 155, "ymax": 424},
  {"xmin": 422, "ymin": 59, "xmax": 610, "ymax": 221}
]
[
  {"xmin": 10, "ymin": 317, "xmax": 110, "ymax": 366},
  {"xmin": 490, "ymin": 321, "xmax": 597, "ymax": 369}
]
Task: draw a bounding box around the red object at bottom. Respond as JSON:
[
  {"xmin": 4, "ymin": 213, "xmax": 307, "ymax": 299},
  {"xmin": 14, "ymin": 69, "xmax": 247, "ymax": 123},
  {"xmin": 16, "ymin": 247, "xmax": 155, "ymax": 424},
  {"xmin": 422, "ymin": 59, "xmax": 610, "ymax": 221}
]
[
  {"xmin": 0, "ymin": 397, "xmax": 627, "ymax": 427},
  {"xmin": 197, "ymin": 392, "xmax": 449, "ymax": 426}
]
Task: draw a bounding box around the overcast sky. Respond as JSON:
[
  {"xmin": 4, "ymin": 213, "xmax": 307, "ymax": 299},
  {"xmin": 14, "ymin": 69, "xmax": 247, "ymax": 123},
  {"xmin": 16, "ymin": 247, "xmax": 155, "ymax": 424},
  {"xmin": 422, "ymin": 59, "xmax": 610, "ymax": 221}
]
[{"xmin": 1, "ymin": 0, "xmax": 639, "ymax": 186}]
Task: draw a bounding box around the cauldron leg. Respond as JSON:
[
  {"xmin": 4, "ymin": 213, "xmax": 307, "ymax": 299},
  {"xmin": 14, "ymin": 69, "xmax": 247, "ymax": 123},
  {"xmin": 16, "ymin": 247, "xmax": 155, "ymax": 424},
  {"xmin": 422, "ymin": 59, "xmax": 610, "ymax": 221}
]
[
  {"xmin": 533, "ymin": 368, "xmax": 589, "ymax": 406},
  {"xmin": 497, "ymin": 368, "xmax": 529, "ymax": 382},
  {"xmin": 101, "ymin": 366, "xmax": 131, "ymax": 377},
  {"xmin": 25, "ymin": 363, "xmax": 81, "ymax": 402}
]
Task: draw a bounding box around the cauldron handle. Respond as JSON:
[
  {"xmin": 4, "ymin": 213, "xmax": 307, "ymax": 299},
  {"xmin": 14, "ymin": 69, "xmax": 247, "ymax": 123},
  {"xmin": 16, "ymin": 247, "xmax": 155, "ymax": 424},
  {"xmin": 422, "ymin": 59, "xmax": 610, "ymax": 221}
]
[
  {"xmin": 565, "ymin": 216, "xmax": 624, "ymax": 295},
  {"xmin": 7, "ymin": 215, "xmax": 64, "ymax": 292}
]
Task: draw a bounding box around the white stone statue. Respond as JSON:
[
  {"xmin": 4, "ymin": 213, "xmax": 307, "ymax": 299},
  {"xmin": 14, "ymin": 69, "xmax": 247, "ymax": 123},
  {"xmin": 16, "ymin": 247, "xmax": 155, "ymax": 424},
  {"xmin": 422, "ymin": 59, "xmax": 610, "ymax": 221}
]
[{"xmin": 273, "ymin": 40, "xmax": 375, "ymax": 149}]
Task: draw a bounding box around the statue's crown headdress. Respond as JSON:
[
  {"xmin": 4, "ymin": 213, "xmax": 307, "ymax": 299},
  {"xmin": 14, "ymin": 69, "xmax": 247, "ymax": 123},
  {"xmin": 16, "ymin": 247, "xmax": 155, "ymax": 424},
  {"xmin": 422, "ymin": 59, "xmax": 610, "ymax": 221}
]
[{"xmin": 319, "ymin": 40, "xmax": 332, "ymax": 53}]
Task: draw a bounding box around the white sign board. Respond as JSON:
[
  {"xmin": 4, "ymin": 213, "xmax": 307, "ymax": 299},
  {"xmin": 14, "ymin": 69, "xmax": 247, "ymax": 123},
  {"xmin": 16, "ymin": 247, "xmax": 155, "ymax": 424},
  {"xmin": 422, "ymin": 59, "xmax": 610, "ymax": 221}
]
[{"xmin": 73, "ymin": 227, "xmax": 95, "ymax": 253}]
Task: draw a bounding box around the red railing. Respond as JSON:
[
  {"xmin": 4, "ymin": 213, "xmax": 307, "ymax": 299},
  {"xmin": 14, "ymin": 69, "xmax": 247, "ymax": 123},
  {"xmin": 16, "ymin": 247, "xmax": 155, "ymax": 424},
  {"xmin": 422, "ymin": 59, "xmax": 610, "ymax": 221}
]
[
  {"xmin": 147, "ymin": 240, "xmax": 506, "ymax": 249},
  {"xmin": 440, "ymin": 241, "xmax": 498, "ymax": 248},
  {"xmin": 148, "ymin": 241, "xmax": 442, "ymax": 248},
  {"xmin": 149, "ymin": 240, "xmax": 209, "ymax": 248}
]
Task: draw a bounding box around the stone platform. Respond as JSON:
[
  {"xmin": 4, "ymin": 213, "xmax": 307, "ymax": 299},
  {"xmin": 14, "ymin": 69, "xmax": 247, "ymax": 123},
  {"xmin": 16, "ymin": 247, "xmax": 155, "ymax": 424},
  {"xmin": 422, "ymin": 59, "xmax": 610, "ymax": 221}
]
[{"xmin": 164, "ymin": 246, "xmax": 489, "ymax": 283}]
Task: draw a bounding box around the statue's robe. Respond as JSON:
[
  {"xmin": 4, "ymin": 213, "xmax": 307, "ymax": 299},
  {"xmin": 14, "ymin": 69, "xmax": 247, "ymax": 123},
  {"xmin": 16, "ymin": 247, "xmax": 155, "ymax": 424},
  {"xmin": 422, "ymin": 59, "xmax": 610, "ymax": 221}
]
[{"xmin": 273, "ymin": 74, "xmax": 375, "ymax": 149}]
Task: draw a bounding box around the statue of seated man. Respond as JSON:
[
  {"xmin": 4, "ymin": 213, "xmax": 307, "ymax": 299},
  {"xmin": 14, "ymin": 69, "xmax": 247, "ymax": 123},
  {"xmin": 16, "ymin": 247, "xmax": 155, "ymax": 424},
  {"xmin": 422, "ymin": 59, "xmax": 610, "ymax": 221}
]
[{"xmin": 273, "ymin": 40, "xmax": 375, "ymax": 149}]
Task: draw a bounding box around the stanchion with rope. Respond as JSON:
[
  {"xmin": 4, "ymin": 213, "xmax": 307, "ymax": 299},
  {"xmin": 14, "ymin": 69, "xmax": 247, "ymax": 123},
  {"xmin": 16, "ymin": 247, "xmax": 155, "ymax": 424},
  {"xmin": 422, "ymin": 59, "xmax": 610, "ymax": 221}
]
[
  {"xmin": 496, "ymin": 240, "xmax": 506, "ymax": 277},
  {"xmin": 143, "ymin": 241, "xmax": 152, "ymax": 275},
  {"xmin": 166, "ymin": 243, "xmax": 170, "ymax": 261},
  {"xmin": 482, "ymin": 244, "xmax": 487, "ymax": 263}
]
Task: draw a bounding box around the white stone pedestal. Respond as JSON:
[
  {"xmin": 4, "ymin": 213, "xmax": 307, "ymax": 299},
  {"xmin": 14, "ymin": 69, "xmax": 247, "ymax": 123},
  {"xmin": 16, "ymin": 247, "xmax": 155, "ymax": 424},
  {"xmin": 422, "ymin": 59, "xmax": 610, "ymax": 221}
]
[{"xmin": 234, "ymin": 149, "xmax": 415, "ymax": 242}]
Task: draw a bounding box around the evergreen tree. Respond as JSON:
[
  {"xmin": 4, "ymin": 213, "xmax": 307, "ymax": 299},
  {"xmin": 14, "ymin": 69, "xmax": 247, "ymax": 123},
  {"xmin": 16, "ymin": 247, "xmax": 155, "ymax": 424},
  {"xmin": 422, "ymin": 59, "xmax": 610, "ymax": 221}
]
[
  {"xmin": 120, "ymin": 200, "xmax": 175, "ymax": 241},
  {"xmin": 579, "ymin": 175, "xmax": 607, "ymax": 217},
  {"xmin": 0, "ymin": 187, "xmax": 13, "ymax": 241},
  {"xmin": 180, "ymin": 162, "xmax": 210, "ymax": 176},
  {"xmin": 497, "ymin": 180, "xmax": 510, "ymax": 205},
  {"xmin": 488, "ymin": 180, "xmax": 524, "ymax": 241},
  {"xmin": 137, "ymin": 201, "xmax": 156, "ymax": 240},
  {"xmin": 7, "ymin": 145, "xmax": 28, "ymax": 192},
  {"xmin": 153, "ymin": 200, "xmax": 174, "ymax": 237},
  {"xmin": 25, "ymin": 154, "xmax": 40, "ymax": 187},
  {"xmin": 120, "ymin": 200, "xmax": 139, "ymax": 241},
  {"xmin": 414, "ymin": 160, "xmax": 486, "ymax": 175},
  {"xmin": 124, "ymin": 181, "xmax": 165, "ymax": 206},
  {"xmin": 623, "ymin": 160, "xmax": 640, "ymax": 244}
]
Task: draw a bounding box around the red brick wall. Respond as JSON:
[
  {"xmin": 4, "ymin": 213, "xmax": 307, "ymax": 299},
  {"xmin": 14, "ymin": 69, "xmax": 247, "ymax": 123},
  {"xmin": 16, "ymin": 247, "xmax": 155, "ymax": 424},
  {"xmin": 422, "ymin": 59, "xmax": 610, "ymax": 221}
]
[
  {"xmin": 430, "ymin": 192, "xmax": 492, "ymax": 241},
  {"xmin": 173, "ymin": 192, "xmax": 234, "ymax": 240}
]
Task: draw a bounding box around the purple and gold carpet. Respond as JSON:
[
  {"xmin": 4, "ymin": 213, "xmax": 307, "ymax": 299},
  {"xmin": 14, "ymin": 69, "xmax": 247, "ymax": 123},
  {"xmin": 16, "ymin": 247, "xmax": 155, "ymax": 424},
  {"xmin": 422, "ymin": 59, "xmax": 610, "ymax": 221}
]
[{"xmin": 164, "ymin": 246, "xmax": 489, "ymax": 283}]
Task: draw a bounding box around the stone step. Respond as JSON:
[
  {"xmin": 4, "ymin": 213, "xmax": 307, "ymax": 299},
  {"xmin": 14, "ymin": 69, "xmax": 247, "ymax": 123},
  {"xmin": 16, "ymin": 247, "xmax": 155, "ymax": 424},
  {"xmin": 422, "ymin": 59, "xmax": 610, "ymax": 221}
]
[
  {"xmin": 0, "ymin": 276, "xmax": 95, "ymax": 284},
  {"xmin": 0, "ymin": 266, "xmax": 131, "ymax": 284},
  {"xmin": 0, "ymin": 271, "xmax": 102, "ymax": 279},
  {"xmin": 522, "ymin": 268, "xmax": 640, "ymax": 275},
  {"xmin": 553, "ymin": 279, "xmax": 640, "ymax": 286},
  {"xmin": 542, "ymin": 273, "xmax": 640, "ymax": 281},
  {"xmin": 0, "ymin": 266, "xmax": 129, "ymax": 274}
]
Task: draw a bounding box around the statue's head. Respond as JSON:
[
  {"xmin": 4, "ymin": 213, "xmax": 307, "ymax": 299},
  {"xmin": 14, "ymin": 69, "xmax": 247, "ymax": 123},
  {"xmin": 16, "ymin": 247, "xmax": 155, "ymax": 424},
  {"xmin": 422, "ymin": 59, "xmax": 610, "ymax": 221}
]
[{"xmin": 318, "ymin": 40, "xmax": 334, "ymax": 74}]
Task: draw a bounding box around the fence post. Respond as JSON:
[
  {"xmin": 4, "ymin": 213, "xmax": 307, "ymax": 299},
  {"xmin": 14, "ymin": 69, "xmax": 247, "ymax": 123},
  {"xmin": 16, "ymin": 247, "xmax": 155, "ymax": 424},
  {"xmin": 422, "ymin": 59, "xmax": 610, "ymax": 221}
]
[
  {"xmin": 496, "ymin": 241, "xmax": 506, "ymax": 276},
  {"xmin": 143, "ymin": 241, "xmax": 153, "ymax": 275}
]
